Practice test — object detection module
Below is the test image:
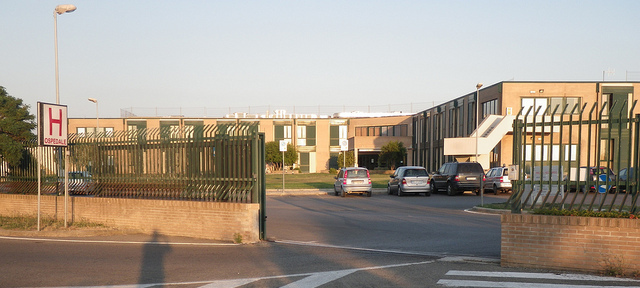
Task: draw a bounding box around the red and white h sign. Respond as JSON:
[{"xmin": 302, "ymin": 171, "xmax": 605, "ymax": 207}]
[{"xmin": 38, "ymin": 102, "xmax": 68, "ymax": 146}]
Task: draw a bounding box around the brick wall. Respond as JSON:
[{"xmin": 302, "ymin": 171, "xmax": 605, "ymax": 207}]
[
  {"xmin": 0, "ymin": 194, "xmax": 260, "ymax": 243},
  {"xmin": 502, "ymin": 214, "xmax": 640, "ymax": 273}
]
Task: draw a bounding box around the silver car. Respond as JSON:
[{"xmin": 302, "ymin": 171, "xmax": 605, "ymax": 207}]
[
  {"xmin": 334, "ymin": 167, "xmax": 372, "ymax": 197},
  {"xmin": 483, "ymin": 166, "xmax": 511, "ymax": 194},
  {"xmin": 387, "ymin": 166, "xmax": 431, "ymax": 196}
]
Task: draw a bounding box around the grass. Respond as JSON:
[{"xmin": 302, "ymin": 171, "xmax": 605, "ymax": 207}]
[
  {"xmin": 0, "ymin": 214, "xmax": 107, "ymax": 231},
  {"xmin": 265, "ymin": 172, "xmax": 390, "ymax": 189}
]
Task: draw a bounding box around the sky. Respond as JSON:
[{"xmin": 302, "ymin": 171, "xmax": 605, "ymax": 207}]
[{"xmin": 1, "ymin": 1, "xmax": 639, "ymax": 118}]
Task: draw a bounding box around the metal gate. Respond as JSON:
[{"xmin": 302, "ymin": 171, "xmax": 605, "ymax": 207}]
[
  {"xmin": 1, "ymin": 122, "xmax": 267, "ymax": 239},
  {"xmin": 508, "ymin": 100, "xmax": 640, "ymax": 214}
]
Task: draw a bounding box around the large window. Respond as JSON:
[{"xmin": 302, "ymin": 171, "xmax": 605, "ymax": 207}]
[
  {"xmin": 482, "ymin": 99, "xmax": 498, "ymax": 118},
  {"xmin": 467, "ymin": 101, "xmax": 476, "ymax": 135},
  {"xmin": 296, "ymin": 125, "xmax": 316, "ymax": 146},
  {"xmin": 275, "ymin": 124, "xmax": 292, "ymax": 145},
  {"xmin": 330, "ymin": 125, "xmax": 347, "ymax": 146}
]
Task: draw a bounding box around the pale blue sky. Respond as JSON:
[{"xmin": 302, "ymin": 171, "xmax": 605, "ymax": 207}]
[{"xmin": 1, "ymin": 1, "xmax": 639, "ymax": 118}]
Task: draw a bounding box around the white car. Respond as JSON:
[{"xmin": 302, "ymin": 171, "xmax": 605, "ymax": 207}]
[
  {"xmin": 387, "ymin": 166, "xmax": 431, "ymax": 196},
  {"xmin": 334, "ymin": 167, "xmax": 372, "ymax": 197},
  {"xmin": 483, "ymin": 167, "xmax": 511, "ymax": 194}
]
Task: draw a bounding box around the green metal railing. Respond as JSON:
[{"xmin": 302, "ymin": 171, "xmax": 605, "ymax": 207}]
[
  {"xmin": 1, "ymin": 123, "xmax": 266, "ymax": 204},
  {"xmin": 508, "ymin": 100, "xmax": 640, "ymax": 214}
]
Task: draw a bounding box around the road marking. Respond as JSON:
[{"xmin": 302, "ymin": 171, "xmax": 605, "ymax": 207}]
[
  {"xmin": 39, "ymin": 260, "xmax": 434, "ymax": 288},
  {"xmin": 275, "ymin": 239, "xmax": 452, "ymax": 257},
  {"xmin": 438, "ymin": 270, "xmax": 640, "ymax": 288},
  {"xmin": 279, "ymin": 269, "xmax": 358, "ymax": 288}
]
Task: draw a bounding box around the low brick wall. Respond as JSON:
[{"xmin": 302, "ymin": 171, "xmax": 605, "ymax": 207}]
[
  {"xmin": 502, "ymin": 214, "xmax": 640, "ymax": 274},
  {"xmin": 0, "ymin": 194, "xmax": 260, "ymax": 243}
]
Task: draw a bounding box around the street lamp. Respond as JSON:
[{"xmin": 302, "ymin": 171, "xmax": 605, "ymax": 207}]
[
  {"xmin": 54, "ymin": 4, "xmax": 77, "ymax": 104},
  {"xmin": 476, "ymin": 83, "xmax": 483, "ymax": 207},
  {"xmin": 88, "ymin": 98, "xmax": 99, "ymax": 135},
  {"xmin": 475, "ymin": 83, "xmax": 483, "ymax": 163}
]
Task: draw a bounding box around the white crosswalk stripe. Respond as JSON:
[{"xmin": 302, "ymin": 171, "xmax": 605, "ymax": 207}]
[{"xmin": 437, "ymin": 270, "xmax": 640, "ymax": 288}]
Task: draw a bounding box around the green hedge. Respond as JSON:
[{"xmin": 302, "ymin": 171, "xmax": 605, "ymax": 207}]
[{"xmin": 533, "ymin": 208, "xmax": 639, "ymax": 219}]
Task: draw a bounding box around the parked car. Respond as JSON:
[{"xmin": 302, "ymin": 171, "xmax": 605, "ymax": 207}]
[
  {"xmin": 67, "ymin": 171, "xmax": 94, "ymax": 195},
  {"xmin": 567, "ymin": 166, "xmax": 616, "ymax": 192},
  {"xmin": 483, "ymin": 166, "xmax": 511, "ymax": 195},
  {"xmin": 387, "ymin": 166, "xmax": 431, "ymax": 197},
  {"xmin": 617, "ymin": 167, "xmax": 635, "ymax": 191},
  {"xmin": 334, "ymin": 167, "xmax": 372, "ymax": 197},
  {"xmin": 430, "ymin": 162, "xmax": 484, "ymax": 196}
]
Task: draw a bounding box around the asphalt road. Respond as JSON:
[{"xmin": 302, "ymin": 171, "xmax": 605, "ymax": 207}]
[
  {"xmin": 2, "ymin": 192, "xmax": 639, "ymax": 287},
  {"xmin": 265, "ymin": 191, "xmax": 505, "ymax": 258}
]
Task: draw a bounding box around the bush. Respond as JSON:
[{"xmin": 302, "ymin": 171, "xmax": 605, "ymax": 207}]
[
  {"xmin": 532, "ymin": 208, "xmax": 640, "ymax": 219},
  {"xmin": 329, "ymin": 168, "xmax": 337, "ymax": 175}
]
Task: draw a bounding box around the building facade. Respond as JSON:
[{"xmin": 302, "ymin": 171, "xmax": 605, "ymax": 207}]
[
  {"xmin": 412, "ymin": 81, "xmax": 640, "ymax": 172},
  {"xmin": 69, "ymin": 113, "xmax": 413, "ymax": 173}
]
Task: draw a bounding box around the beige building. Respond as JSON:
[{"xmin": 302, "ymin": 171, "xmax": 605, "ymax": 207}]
[
  {"xmin": 69, "ymin": 113, "xmax": 413, "ymax": 173},
  {"xmin": 412, "ymin": 81, "xmax": 640, "ymax": 172},
  {"xmin": 70, "ymin": 81, "xmax": 639, "ymax": 174}
]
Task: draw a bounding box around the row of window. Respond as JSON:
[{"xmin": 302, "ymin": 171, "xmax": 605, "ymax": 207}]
[
  {"xmin": 354, "ymin": 125, "xmax": 408, "ymax": 137},
  {"xmin": 76, "ymin": 127, "xmax": 114, "ymax": 136},
  {"xmin": 521, "ymin": 97, "xmax": 581, "ymax": 115}
]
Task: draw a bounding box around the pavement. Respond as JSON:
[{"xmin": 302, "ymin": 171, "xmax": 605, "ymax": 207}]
[{"xmin": 1, "ymin": 188, "xmax": 509, "ymax": 241}]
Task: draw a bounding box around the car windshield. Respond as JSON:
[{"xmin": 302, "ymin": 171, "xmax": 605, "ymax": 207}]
[
  {"xmin": 405, "ymin": 169, "xmax": 427, "ymax": 177},
  {"xmin": 349, "ymin": 169, "xmax": 368, "ymax": 177},
  {"xmin": 458, "ymin": 164, "xmax": 483, "ymax": 173}
]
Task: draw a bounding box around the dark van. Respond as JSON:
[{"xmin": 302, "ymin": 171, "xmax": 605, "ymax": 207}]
[{"xmin": 430, "ymin": 162, "xmax": 484, "ymax": 196}]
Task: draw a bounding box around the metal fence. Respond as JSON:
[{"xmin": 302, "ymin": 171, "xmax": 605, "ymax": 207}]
[
  {"xmin": 119, "ymin": 102, "xmax": 442, "ymax": 118},
  {"xmin": 0, "ymin": 123, "xmax": 266, "ymax": 204},
  {"xmin": 508, "ymin": 100, "xmax": 640, "ymax": 214}
]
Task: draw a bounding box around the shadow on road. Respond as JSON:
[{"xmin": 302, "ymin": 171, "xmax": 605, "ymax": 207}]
[{"xmin": 138, "ymin": 230, "xmax": 172, "ymax": 286}]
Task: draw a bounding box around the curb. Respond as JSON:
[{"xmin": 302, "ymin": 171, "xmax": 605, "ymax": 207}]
[
  {"xmin": 266, "ymin": 188, "xmax": 388, "ymax": 196},
  {"xmin": 470, "ymin": 206, "xmax": 511, "ymax": 215}
]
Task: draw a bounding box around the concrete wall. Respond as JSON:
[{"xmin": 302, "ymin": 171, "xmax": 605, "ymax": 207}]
[
  {"xmin": 501, "ymin": 214, "xmax": 640, "ymax": 274},
  {"xmin": 0, "ymin": 194, "xmax": 260, "ymax": 243}
]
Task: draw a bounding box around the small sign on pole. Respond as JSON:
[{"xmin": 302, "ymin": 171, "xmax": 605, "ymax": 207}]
[
  {"xmin": 37, "ymin": 102, "xmax": 68, "ymax": 231},
  {"xmin": 340, "ymin": 139, "xmax": 348, "ymax": 167},
  {"xmin": 279, "ymin": 140, "xmax": 287, "ymax": 193}
]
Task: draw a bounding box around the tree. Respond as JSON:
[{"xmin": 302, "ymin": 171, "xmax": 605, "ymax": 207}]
[
  {"xmin": 337, "ymin": 151, "xmax": 354, "ymax": 168},
  {"xmin": 265, "ymin": 141, "xmax": 298, "ymax": 170},
  {"xmin": 0, "ymin": 86, "xmax": 36, "ymax": 167},
  {"xmin": 379, "ymin": 141, "xmax": 406, "ymax": 170},
  {"xmin": 283, "ymin": 143, "xmax": 298, "ymax": 168}
]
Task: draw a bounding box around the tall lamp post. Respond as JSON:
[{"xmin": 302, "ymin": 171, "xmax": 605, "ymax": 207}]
[
  {"xmin": 475, "ymin": 83, "xmax": 483, "ymax": 162},
  {"xmin": 88, "ymin": 98, "xmax": 99, "ymax": 135},
  {"xmin": 476, "ymin": 83, "xmax": 483, "ymax": 206},
  {"xmin": 44, "ymin": 4, "xmax": 76, "ymax": 231}
]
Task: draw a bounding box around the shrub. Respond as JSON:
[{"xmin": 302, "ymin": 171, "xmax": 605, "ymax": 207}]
[{"xmin": 532, "ymin": 208, "xmax": 640, "ymax": 219}]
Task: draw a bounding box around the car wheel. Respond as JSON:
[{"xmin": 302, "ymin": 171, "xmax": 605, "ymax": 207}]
[
  {"xmin": 430, "ymin": 181, "xmax": 437, "ymax": 193},
  {"xmin": 425, "ymin": 191, "xmax": 431, "ymax": 197},
  {"xmin": 387, "ymin": 185, "xmax": 392, "ymax": 195},
  {"xmin": 334, "ymin": 186, "xmax": 339, "ymax": 196},
  {"xmin": 367, "ymin": 191, "xmax": 372, "ymax": 197},
  {"xmin": 397, "ymin": 186, "xmax": 404, "ymax": 197},
  {"xmin": 447, "ymin": 183, "xmax": 456, "ymax": 196},
  {"xmin": 493, "ymin": 184, "xmax": 499, "ymax": 195}
]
